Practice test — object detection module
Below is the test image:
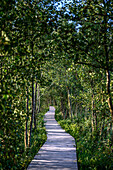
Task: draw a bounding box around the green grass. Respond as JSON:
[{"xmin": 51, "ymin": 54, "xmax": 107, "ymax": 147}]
[
  {"xmin": 21, "ymin": 112, "xmax": 47, "ymax": 170},
  {"xmin": 0, "ymin": 111, "xmax": 47, "ymax": 170},
  {"xmin": 55, "ymin": 111, "xmax": 113, "ymax": 170}
]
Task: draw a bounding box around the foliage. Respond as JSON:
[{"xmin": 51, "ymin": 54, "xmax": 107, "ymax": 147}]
[
  {"xmin": 1, "ymin": 0, "xmax": 113, "ymax": 169},
  {"xmin": 22, "ymin": 112, "xmax": 47, "ymax": 170},
  {"xmin": 0, "ymin": 111, "xmax": 47, "ymax": 170},
  {"xmin": 55, "ymin": 110, "xmax": 113, "ymax": 170}
]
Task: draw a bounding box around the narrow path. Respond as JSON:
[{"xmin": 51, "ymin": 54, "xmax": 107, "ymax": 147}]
[{"xmin": 27, "ymin": 106, "xmax": 78, "ymax": 170}]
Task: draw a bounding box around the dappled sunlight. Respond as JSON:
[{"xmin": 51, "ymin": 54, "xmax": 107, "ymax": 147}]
[
  {"xmin": 45, "ymin": 123, "xmax": 60, "ymax": 126},
  {"xmin": 46, "ymin": 129, "xmax": 65, "ymax": 132},
  {"xmin": 27, "ymin": 107, "xmax": 78, "ymax": 170},
  {"xmin": 41, "ymin": 146, "xmax": 76, "ymax": 151}
]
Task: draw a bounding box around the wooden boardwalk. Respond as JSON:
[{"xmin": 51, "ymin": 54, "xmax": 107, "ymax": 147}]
[{"xmin": 27, "ymin": 106, "xmax": 78, "ymax": 170}]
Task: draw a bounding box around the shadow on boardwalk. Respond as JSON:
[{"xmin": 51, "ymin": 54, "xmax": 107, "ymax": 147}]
[{"xmin": 27, "ymin": 106, "xmax": 78, "ymax": 170}]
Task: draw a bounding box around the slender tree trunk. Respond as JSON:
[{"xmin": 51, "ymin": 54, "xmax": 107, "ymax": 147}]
[
  {"xmin": 60, "ymin": 92, "xmax": 65, "ymax": 118},
  {"xmin": 103, "ymin": 8, "xmax": 113, "ymax": 144},
  {"xmin": 95, "ymin": 111, "xmax": 97, "ymax": 131},
  {"xmin": 1, "ymin": 58, "xmax": 3, "ymax": 90},
  {"xmin": 37, "ymin": 84, "xmax": 40, "ymax": 113},
  {"xmin": 28, "ymin": 114, "xmax": 33, "ymax": 147},
  {"xmin": 106, "ymin": 70, "xmax": 113, "ymax": 144},
  {"xmin": 24, "ymin": 87, "xmax": 29, "ymax": 148},
  {"xmin": 34, "ymin": 82, "xmax": 37, "ymax": 129},
  {"xmin": 106, "ymin": 70, "xmax": 113, "ymax": 119},
  {"xmin": 65, "ymin": 109, "xmax": 68, "ymax": 119},
  {"xmin": 91, "ymin": 93, "xmax": 94, "ymax": 133},
  {"xmin": 28, "ymin": 79, "xmax": 34, "ymax": 147},
  {"xmin": 32, "ymin": 79, "xmax": 35, "ymax": 128},
  {"xmin": 67, "ymin": 87, "xmax": 72, "ymax": 119},
  {"xmin": 36, "ymin": 83, "xmax": 38, "ymax": 113}
]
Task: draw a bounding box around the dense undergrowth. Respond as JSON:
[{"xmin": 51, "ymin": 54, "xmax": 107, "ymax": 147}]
[
  {"xmin": 23, "ymin": 111, "xmax": 47, "ymax": 170},
  {"xmin": 55, "ymin": 110, "xmax": 113, "ymax": 170},
  {"xmin": 0, "ymin": 110, "xmax": 47, "ymax": 170}
]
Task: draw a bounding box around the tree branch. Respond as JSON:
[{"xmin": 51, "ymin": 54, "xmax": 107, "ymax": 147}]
[{"xmin": 76, "ymin": 61, "xmax": 113, "ymax": 72}]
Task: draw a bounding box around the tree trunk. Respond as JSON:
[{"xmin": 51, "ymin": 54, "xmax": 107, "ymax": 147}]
[
  {"xmin": 1, "ymin": 58, "xmax": 3, "ymax": 91},
  {"xmin": 67, "ymin": 87, "xmax": 72, "ymax": 119},
  {"xmin": 28, "ymin": 79, "xmax": 34, "ymax": 147},
  {"xmin": 32, "ymin": 79, "xmax": 35, "ymax": 129},
  {"xmin": 24, "ymin": 87, "xmax": 29, "ymax": 149},
  {"xmin": 34, "ymin": 82, "xmax": 37, "ymax": 129},
  {"xmin": 95, "ymin": 111, "xmax": 97, "ymax": 131},
  {"xmin": 103, "ymin": 3, "xmax": 113, "ymax": 145},
  {"xmin": 91, "ymin": 93, "xmax": 94, "ymax": 133},
  {"xmin": 28, "ymin": 114, "xmax": 33, "ymax": 147},
  {"xmin": 60, "ymin": 92, "xmax": 65, "ymax": 118},
  {"xmin": 36, "ymin": 84, "xmax": 40, "ymax": 113},
  {"xmin": 106, "ymin": 70, "xmax": 113, "ymax": 144}
]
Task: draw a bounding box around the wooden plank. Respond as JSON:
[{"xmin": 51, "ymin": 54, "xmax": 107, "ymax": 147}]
[{"xmin": 27, "ymin": 106, "xmax": 78, "ymax": 170}]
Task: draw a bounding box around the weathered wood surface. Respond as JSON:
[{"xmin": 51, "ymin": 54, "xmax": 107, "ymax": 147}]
[{"xmin": 27, "ymin": 106, "xmax": 78, "ymax": 170}]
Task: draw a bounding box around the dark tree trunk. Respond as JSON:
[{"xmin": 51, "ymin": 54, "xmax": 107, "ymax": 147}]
[
  {"xmin": 24, "ymin": 87, "xmax": 29, "ymax": 148},
  {"xmin": 103, "ymin": 6, "xmax": 113, "ymax": 145},
  {"xmin": 106, "ymin": 70, "xmax": 113, "ymax": 144},
  {"xmin": 60, "ymin": 92, "xmax": 64, "ymax": 118},
  {"xmin": 28, "ymin": 78, "xmax": 34, "ymax": 147},
  {"xmin": 91, "ymin": 93, "xmax": 94, "ymax": 133},
  {"xmin": 36, "ymin": 84, "xmax": 40, "ymax": 113},
  {"xmin": 34, "ymin": 82, "xmax": 37, "ymax": 129}
]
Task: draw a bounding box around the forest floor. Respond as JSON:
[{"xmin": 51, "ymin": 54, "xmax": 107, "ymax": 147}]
[{"xmin": 27, "ymin": 106, "xmax": 78, "ymax": 170}]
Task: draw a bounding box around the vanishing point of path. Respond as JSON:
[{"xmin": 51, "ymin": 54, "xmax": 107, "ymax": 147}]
[{"xmin": 27, "ymin": 106, "xmax": 78, "ymax": 170}]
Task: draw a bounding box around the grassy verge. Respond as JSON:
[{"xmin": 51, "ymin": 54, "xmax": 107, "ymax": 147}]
[
  {"xmin": 55, "ymin": 110, "xmax": 113, "ymax": 170},
  {"xmin": 0, "ymin": 108, "xmax": 48, "ymax": 170},
  {"xmin": 21, "ymin": 111, "xmax": 47, "ymax": 169}
]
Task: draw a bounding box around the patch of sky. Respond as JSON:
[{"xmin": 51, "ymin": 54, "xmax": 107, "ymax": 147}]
[
  {"xmin": 54, "ymin": 1, "xmax": 75, "ymax": 20},
  {"xmin": 54, "ymin": 0, "xmax": 73, "ymax": 10},
  {"xmin": 54, "ymin": 0, "xmax": 82, "ymax": 31}
]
